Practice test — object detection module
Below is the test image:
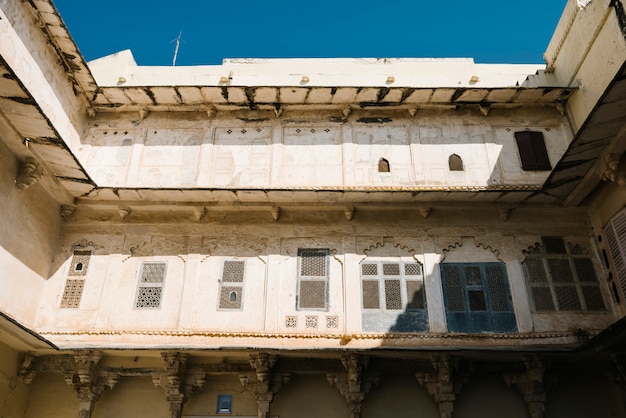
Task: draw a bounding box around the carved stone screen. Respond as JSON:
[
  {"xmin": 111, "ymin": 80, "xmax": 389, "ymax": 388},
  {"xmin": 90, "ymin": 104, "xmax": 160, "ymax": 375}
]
[
  {"xmin": 135, "ymin": 262, "xmax": 167, "ymax": 308},
  {"xmin": 297, "ymin": 249, "xmax": 329, "ymax": 310},
  {"xmin": 218, "ymin": 260, "xmax": 245, "ymax": 310}
]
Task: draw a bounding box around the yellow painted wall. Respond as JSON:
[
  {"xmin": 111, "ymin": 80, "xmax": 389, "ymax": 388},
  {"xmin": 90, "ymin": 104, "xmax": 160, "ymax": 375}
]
[
  {"xmin": 0, "ymin": 343, "xmax": 29, "ymax": 418},
  {"xmin": 271, "ymin": 374, "xmax": 348, "ymax": 418},
  {"xmin": 362, "ymin": 374, "xmax": 438, "ymax": 418},
  {"xmin": 183, "ymin": 374, "xmax": 258, "ymax": 416},
  {"xmin": 453, "ymin": 374, "xmax": 529, "ymax": 418},
  {"xmin": 23, "ymin": 373, "xmax": 77, "ymax": 418},
  {"xmin": 92, "ymin": 377, "xmax": 170, "ymax": 418}
]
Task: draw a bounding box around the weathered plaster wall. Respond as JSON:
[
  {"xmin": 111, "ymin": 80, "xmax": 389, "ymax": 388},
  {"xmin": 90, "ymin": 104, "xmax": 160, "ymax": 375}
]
[
  {"xmin": 32, "ymin": 204, "xmax": 616, "ymax": 349},
  {"xmin": 0, "ymin": 0, "xmax": 89, "ymax": 154},
  {"xmin": 81, "ymin": 108, "xmax": 569, "ymax": 189},
  {"xmin": 0, "ymin": 137, "xmax": 61, "ymax": 325},
  {"xmin": 544, "ymin": 0, "xmax": 626, "ymax": 131}
]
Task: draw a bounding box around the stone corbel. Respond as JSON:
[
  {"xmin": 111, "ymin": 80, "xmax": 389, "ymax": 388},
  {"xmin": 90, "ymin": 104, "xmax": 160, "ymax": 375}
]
[
  {"xmin": 239, "ymin": 353, "xmax": 284, "ymax": 418},
  {"xmin": 153, "ymin": 351, "xmax": 189, "ymax": 418},
  {"xmin": 600, "ymin": 152, "xmax": 626, "ymax": 186},
  {"xmin": 415, "ymin": 355, "xmax": 465, "ymax": 418},
  {"xmin": 17, "ymin": 352, "xmax": 37, "ymax": 385},
  {"xmin": 15, "ymin": 157, "xmax": 43, "ymax": 191},
  {"xmin": 62, "ymin": 351, "xmax": 111, "ymax": 418},
  {"xmin": 503, "ymin": 355, "xmax": 549, "ymax": 418},
  {"xmin": 326, "ymin": 354, "xmax": 376, "ymax": 418}
]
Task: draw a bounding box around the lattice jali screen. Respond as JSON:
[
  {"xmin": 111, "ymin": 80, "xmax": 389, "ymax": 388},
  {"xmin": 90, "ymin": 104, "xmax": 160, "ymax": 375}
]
[
  {"xmin": 384, "ymin": 279, "xmax": 402, "ymax": 310},
  {"xmin": 140, "ymin": 263, "xmax": 167, "ymax": 283},
  {"xmin": 222, "ymin": 261, "xmax": 245, "ymax": 282},
  {"xmin": 285, "ymin": 316, "xmax": 297, "ymax": 328},
  {"xmin": 135, "ymin": 287, "xmax": 163, "ymax": 308},
  {"xmin": 218, "ymin": 260, "xmax": 245, "ymax": 309},
  {"xmin": 300, "ymin": 250, "xmax": 327, "ymax": 276},
  {"xmin": 326, "ymin": 316, "xmax": 338, "ymax": 329},
  {"xmin": 297, "ymin": 249, "xmax": 329, "ymax": 310},
  {"xmin": 305, "ymin": 316, "xmax": 318, "ymax": 329},
  {"xmin": 68, "ymin": 250, "xmax": 91, "ymax": 276},
  {"xmin": 60, "ymin": 279, "xmax": 85, "ymax": 308},
  {"xmin": 361, "ymin": 260, "xmax": 426, "ymax": 312},
  {"xmin": 219, "ymin": 286, "xmax": 242, "ymax": 309},
  {"xmin": 523, "ymin": 236, "xmax": 606, "ymax": 312},
  {"xmin": 299, "ymin": 280, "xmax": 327, "ymax": 309},
  {"xmin": 443, "ymin": 265, "xmax": 465, "ymax": 312},
  {"xmin": 362, "ymin": 281, "xmax": 380, "ymax": 309},
  {"xmin": 486, "ymin": 266, "xmax": 509, "ymax": 311}
]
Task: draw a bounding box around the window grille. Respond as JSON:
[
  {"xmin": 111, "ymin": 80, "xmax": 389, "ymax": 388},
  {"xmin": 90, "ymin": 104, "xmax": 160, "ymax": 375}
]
[
  {"xmin": 326, "ymin": 316, "xmax": 338, "ymax": 329},
  {"xmin": 361, "ymin": 261, "xmax": 426, "ymax": 312},
  {"xmin": 135, "ymin": 262, "xmax": 166, "ymax": 308},
  {"xmin": 218, "ymin": 260, "xmax": 245, "ymax": 310},
  {"xmin": 604, "ymin": 208, "xmax": 626, "ymax": 301},
  {"xmin": 523, "ymin": 237, "xmax": 606, "ymax": 312},
  {"xmin": 297, "ymin": 249, "xmax": 329, "ymax": 310}
]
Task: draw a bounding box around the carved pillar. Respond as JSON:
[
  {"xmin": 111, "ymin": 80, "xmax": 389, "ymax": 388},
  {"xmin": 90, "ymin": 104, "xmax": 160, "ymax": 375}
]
[
  {"xmin": 239, "ymin": 353, "xmax": 289, "ymax": 418},
  {"xmin": 504, "ymin": 355, "xmax": 548, "ymax": 418},
  {"xmin": 416, "ymin": 355, "xmax": 464, "ymax": 418},
  {"xmin": 152, "ymin": 352, "xmax": 189, "ymax": 418},
  {"xmin": 326, "ymin": 354, "xmax": 378, "ymax": 418},
  {"xmin": 15, "ymin": 157, "xmax": 43, "ymax": 191}
]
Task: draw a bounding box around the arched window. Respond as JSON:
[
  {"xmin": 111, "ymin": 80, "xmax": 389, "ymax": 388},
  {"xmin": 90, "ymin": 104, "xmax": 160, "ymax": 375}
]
[
  {"xmin": 448, "ymin": 154, "xmax": 463, "ymax": 171},
  {"xmin": 378, "ymin": 158, "xmax": 390, "ymax": 173}
]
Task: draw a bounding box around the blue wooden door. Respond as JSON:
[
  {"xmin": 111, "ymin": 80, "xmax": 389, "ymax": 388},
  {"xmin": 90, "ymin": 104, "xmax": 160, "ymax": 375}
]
[{"xmin": 441, "ymin": 263, "xmax": 517, "ymax": 333}]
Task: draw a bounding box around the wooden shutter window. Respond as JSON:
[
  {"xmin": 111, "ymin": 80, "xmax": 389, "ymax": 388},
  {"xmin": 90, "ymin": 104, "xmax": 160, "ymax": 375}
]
[
  {"xmin": 515, "ymin": 131, "xmax": 551, "ymax": 170},
  {"xmin": 604, "ymin": 208, "xmax": 626, "ymax": 301}
]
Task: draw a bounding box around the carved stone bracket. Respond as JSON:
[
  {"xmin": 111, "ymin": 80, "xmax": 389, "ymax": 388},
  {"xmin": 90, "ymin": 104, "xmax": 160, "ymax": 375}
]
[
  {"xmin": 326, "ymin": 354, "xmax": 378, "ymax": 418},
  {"xmin": 15, "ymin": 157, "xmax": 43, "ymax": 191},
  {"xmin": 59, "ymin": 351, "xmax": 117, "ymax": 418},
  {"xmin": 152, "ymin": 352, "xmax": 189, "ymax": 418},
  {"xmin": 416, "ymin": 355, "xmax": 465, "ymax": 418},
  {"xmin": 17, "ymin": 352, "xmax": 37, "ymax": 384},
  {"xmin": 503, "ymin": 355, "xmax": 549, "ymax": 418},
  {"xmin": 600, "ymin": 152, "xmax": 626, "ymax": 186},
  {"xmin": 239, "ymin": 353, "xmax": 286, "ymax": 418}
]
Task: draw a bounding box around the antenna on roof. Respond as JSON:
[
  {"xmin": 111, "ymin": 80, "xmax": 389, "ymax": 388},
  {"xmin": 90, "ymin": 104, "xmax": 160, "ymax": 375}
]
[{"xmin": 171, "ymin": 31, "xmax": 183, "ymax": 66}]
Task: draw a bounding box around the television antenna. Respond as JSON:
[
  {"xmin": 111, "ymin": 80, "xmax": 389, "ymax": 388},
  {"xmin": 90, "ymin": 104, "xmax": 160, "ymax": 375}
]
[{"xmin": 171, "ymin": 31, "xmax": 184, "ymax": 66}]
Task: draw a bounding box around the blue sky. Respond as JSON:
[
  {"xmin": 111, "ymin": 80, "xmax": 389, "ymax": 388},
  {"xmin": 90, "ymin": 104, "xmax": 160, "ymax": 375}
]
[{"xmin": 54, "ymin": 1, "xmax": 568, "ymax": 66}]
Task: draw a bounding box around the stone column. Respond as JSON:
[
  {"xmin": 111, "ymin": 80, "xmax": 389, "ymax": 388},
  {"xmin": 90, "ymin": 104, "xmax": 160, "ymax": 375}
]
[
  {"xmin": 152, "ymin": 352, "xmax": 189, "ymax": 418},
  {"xmin": 327, "ymin": 354, "xmax": 378, "ymax": 418},
  {"xmin": 239, "ymin": 353, "xmax": 290, "ymax": 418}
]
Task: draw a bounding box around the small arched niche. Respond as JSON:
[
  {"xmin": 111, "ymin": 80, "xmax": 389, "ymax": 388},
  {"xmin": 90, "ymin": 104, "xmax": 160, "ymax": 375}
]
[
  {"xmin": 448, "ymin": 154, "xmax": 464, "ymax": 171},
  {"xmin": 378, "ymin": 158, "xmax": 390, "ymax": 173}
]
